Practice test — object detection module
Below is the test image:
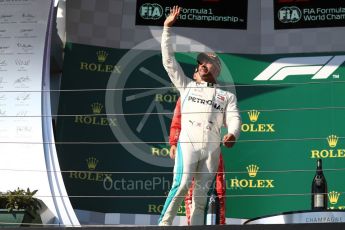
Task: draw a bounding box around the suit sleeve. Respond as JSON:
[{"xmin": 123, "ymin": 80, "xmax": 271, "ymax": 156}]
[
  {"xmin": 169, "ymin": 98, "xmax": 181, "ymax": 146},
  {"xmin": 224, "ymin": 93, "xmax": 242, "ymax": 140},
  {"xmin": 161, "ymin": 27, "xmax": 191, "ymax": 94}
]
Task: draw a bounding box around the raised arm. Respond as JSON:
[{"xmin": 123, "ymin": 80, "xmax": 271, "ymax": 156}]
[
  {"xmin": 223, "ymin": 94, "xmax": 242, "ymax": 148},
  {"xmin": 161, "ymin": 6, "xmax": 190, "ymax": 92},
  {"xmin": 164, "ymin": 5, "xmax": 181, "ymax": 27}
]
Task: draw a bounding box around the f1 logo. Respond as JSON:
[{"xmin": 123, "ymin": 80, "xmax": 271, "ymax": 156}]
[{"xmin": 254, "ymin": 56, "xmax": 345, "ymax": 81}]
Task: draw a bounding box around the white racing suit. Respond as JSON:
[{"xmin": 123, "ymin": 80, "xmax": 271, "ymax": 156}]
[{"xmin": 158, "ymin": 27, "xmax": 242, "ymax": 226}]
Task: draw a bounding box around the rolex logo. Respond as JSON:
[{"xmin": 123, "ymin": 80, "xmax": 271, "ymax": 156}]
[
  {"xmin": 96, "ymin": 50, "xmax": 108, "ymax": 62},
  {"xmin": 230, "ymin": 164, "xmax": 274, "ymax": 189},
  {"xmin": 91, "ymin": 103, "xmax": 103, "ymax": 114},
  {"xmin": 327, "ymin": 135, "xmax": 338, "ymax": 148},
  {"xmin": 248, "ymin": 110, "xmax": 260, "ymax": 122},
  {"xmin": 246, "ymin": 164, "xmax": 259, "ymax": 177},
  {"xmin": 328, "ymin": 191, "xmax": 340, "ymax": 205},
  {"xmin": 86, "ymin": 157, "xmax": 99, "ymax": 170},
  {"xmin": 242, "ymin": 110, "xmax": 275, "ymax": 133}
]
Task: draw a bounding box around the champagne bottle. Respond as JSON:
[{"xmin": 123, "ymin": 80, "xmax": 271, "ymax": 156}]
[
  {"xmin": 311, "ymin": 159, "xmax": 328, "ymax": 210},
  {"xmin": 206, "ymin": 190, "xmax": 220, "ymax": 225}
]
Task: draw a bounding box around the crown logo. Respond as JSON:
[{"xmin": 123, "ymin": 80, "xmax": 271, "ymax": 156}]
[
  {"xmin": 248, "ymin": 110, "xmax": 260, "ymax": 122},
  {"xmin": 96, "ymin": 50, "xmax": 108, "ymax": 62},
  {"xmin": 246, "ymin": 164, "xmax": 259, "ymax": 178},
  {"xmin": 328, "ymin": 191, "xmax": 340, "ymax": 205},
  {"xmin": 86, "ymin": 157, "xmax": 99, "ymax": 170},
  {"xmin": 327, "ymin": 135, "xmax": 338, "ymax": 148},
  {"xmin": 91, "ymin": 103, "xmax": 103, "ymax": 114}
]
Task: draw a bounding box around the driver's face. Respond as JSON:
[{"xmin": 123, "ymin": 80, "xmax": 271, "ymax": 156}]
[{"xmin": 197, "ymin": 61, "xmax": 219, "ymax": 79}]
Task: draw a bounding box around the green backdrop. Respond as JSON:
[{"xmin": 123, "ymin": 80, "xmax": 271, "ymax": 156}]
[{"xmin": 56, "ymin": 42, "xmax": 345, "ymax": 219}]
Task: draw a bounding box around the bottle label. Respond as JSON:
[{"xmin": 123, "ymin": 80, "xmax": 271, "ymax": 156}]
[
  {"xmin": 206, "ymin": 214, "xmax": 216, "ymax": 225},
  {"xmin": 315, "ymin": 176, "xmax": 323, "ymax": 186},
  {"xmin": 314, "ymin": 194, "xmax": 325, "ymax": 208}
]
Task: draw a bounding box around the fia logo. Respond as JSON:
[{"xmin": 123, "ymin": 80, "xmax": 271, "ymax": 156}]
[
  {"xmin": 139, "ymin": 3, "xmax": 163, "ymax": 20},
  {"xmin": 278, "ymin": 6, "xmax": 302, "ymax": 23}
]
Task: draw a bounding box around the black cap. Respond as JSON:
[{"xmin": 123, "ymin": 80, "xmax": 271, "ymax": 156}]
[{"xmin": 197, "ymin": 52, "xmax": 221, "ymax": 71}]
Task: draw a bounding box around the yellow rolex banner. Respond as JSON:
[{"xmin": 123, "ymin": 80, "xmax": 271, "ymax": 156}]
[{"xmin": 56, "ymin": 42, "xmax": 345, "ymax": 219}]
